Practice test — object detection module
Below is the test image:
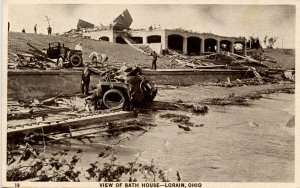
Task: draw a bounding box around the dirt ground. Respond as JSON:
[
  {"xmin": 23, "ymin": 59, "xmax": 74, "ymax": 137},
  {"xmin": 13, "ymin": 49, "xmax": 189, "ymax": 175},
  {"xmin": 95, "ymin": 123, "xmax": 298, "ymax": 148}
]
[{"xmin": 263, "ymin": 48, "xmax": 295, "ymax": 70}]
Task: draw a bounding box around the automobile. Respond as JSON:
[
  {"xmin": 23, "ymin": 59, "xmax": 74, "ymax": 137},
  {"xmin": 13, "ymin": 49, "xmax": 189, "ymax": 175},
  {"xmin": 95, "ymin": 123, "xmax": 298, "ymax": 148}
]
[
  {"xmin": 47, "ymin": 42, "xmax": 83, "ymax": 67},
  {"xmin": 90, "ymin": 66, "xmax": 157, "ymax": 110}
]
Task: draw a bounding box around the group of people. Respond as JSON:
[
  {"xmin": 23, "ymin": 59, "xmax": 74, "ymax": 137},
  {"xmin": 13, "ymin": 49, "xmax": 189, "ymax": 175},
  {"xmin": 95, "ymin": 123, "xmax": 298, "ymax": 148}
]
[
  {"xmin": 81, "ymin": 48, "xmax": 159, "ymax": 95},
  {"xmin": 78, "ymin": 42, "xmax": 110, "ymax": 95},
  {"xmin": 20, "ymin": 24, "xmax": 52, "ymax": 35}
]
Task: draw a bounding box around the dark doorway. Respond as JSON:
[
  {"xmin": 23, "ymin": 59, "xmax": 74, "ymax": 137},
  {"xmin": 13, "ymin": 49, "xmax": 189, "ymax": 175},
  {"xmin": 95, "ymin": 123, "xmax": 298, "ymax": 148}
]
[
  {"xmin": 187, "ymin": 37, "xmax": 201, "ymax": 55},
  {"xmin": 147, "ymin": 35, "xmax": 161, "ymax": 43},
  {"xmin": 204, "ymin": 38, "xmax": 217, "ymax": 52},
  {"xmin": 116, "ymin": 36, "xmax": 127, "ymax": 44},
  {"xmin": 220, "ymin": 40, "xmax": 232, "ymax": 52},
  {"xmin": 99, "ymin": 36, "xmax": 109, "ymax": 41},
  {"xmin": 130, "ymin": 37, "xmax": 143, "ymax": 44},
  {"xmin": 168, "ymin": 34, "xmax": 183, "ymax": 52}
]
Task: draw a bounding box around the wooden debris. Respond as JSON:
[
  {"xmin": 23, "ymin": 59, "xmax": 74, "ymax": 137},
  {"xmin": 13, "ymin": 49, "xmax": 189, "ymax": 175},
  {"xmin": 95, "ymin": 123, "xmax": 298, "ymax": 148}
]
[
  {"xmin": 7, "ymin": 111, "xmax": 138, "ymax": 135},
  {"xmin": 178, "ymin": 124, "xmax": 191, "ymax": 131}
]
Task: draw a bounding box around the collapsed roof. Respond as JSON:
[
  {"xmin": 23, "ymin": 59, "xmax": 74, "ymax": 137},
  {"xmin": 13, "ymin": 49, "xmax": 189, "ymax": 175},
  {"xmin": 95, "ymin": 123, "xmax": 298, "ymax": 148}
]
[
  {"xmin": 77, "ymin": 19, "xmax": 95, "ymax": 29},
  {"xmin": 111, "ymin": 9, "xmax": 133, "ymax": 31},
  {"xmin": 76, "ymin": 9, "xmax": 133, "ymax": 31}
]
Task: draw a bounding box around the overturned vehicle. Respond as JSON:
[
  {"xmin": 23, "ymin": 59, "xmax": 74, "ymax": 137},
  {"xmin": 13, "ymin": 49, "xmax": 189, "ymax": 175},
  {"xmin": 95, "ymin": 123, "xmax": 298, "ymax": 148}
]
[{"xmin": 89, "ymin": 66, "xmax": 157, "ymax": 110}]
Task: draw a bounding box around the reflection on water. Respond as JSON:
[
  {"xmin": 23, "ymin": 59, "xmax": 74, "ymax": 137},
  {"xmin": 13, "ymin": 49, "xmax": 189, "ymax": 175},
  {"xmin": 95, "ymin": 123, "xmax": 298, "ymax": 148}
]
[{"xmin": 48, "ymin": 93, "xmax": 295, "ymax": 182}]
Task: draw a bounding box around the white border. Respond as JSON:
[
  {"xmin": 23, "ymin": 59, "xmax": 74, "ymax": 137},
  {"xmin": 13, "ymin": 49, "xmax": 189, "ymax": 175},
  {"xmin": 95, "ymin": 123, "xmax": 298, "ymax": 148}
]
[{"xmin": 2, "ymin": 0, "xmax": 299, "ymax": 187}]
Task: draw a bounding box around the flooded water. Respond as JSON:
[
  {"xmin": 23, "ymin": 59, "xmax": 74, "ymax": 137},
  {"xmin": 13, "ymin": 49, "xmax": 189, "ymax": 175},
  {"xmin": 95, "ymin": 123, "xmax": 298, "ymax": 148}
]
[{"xmin": 47, "ymin": 93, "xmax": 294, "ymax": 182}]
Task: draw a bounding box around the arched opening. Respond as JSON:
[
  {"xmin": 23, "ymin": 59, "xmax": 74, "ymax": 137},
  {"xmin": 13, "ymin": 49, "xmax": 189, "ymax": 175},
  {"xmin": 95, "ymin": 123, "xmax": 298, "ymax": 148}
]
[
  {"xmin": 147, "ymin": 35, "xmax": 161, "ymax": 43},
  {"xmin": 130, "ymin": 37, "xmax": 143, "ymax": 44},
  {"xmin": 187, "ymin": 37, "xmax": 201, "ymax": 55},
  {"xmin": 204, "ymin": 38, "xmax": 217, "ymax": 52},
  {"xmin": 168, "ymin": 34, "xmax": 183, "ymax": 52},
  {"xmin": 220, "ymin": 40, "xmax": 232, "ymax": 52},
  {"xmin": 234, "ymin": 41, "xmax": 245, "ymax": 55},
  {"xmin": 99, "ymin": 36, "xmax": 109, "ymax": 41},
  {"xmin": 116, "ymin": 36, "xmax": 127, "ymax": 44}
]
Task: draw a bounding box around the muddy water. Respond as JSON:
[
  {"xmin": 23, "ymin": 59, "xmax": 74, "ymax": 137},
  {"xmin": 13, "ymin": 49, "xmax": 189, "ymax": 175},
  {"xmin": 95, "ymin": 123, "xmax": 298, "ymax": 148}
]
[{"xmin": 47, "ymin": 93, "xmax": 294, "ymax": 182}]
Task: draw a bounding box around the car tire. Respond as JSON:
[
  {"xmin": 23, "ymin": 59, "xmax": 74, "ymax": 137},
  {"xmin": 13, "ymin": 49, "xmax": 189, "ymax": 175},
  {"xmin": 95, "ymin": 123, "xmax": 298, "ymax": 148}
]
[
  {"xmin": 102, "ymin": 89, "xmax": 126, "ymax": 109},
  {"xmin": 70, "ymin": 54, "xmax": 82, "ymax": 67}
]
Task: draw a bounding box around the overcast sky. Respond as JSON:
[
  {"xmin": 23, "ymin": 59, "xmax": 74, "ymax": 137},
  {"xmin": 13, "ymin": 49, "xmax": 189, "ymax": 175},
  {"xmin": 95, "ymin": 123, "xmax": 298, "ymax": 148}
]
[{"xmin": 8, "ymin": 4, "xmax": 296, "ymax": 48}]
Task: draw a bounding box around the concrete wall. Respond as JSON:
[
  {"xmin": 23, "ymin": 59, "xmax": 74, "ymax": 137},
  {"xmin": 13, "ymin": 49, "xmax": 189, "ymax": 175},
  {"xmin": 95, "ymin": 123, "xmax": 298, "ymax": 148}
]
[
  {"xmin": 82, "ymin": 30, "xmax": 115, "ymax": 42},
  {"xmin": 8, "ymin": 69, "xmax": 252, "ymax": 101},
  {"xmin": 8, "ymin": 70, "xmax": 84, "ymax": 100},
  {"xmin": 83, "ymin": 29, "xmax": 247, "ymax": 55}
]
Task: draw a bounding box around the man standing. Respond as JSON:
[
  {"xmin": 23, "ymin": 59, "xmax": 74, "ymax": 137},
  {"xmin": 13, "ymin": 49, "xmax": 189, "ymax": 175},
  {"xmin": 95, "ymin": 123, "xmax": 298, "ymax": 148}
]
[
  {"xmin": 151, "ymin": 51, "xmax": 158, "ymax": 70},
  {"xmin": 34, "ymin": 24, "xmax": 37, "ymax": 34},
  {"xmin": 75, "ymin": 42, "xmax": 83, "ymax": 52},
  {"xmin": 81, "ymin": 64, "xmax": 91, "ymax": 95},
  {"xmin": 22, "ymin": 28, "xmax": 26, "ymax": 33},
  {"xmin": 47, "ymin": 26, "xmax": 52, "ymax": 35},
  {"xmin": 81, "ymin": 63, "xmax": 99, "ymax": 95}
]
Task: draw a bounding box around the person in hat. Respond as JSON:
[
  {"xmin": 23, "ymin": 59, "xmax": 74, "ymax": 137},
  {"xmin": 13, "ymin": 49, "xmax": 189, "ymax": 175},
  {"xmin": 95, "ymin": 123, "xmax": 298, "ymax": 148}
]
[{"xmin": 81, "ymin": 63, "xmax": 99, "ymax": 95}]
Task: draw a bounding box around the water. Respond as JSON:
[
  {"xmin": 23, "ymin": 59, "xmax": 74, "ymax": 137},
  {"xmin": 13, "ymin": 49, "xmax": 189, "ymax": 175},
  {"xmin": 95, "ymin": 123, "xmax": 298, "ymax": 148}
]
[{"xmin": 47, "ymin": 93, "xmax": 295, "ymax": 182}]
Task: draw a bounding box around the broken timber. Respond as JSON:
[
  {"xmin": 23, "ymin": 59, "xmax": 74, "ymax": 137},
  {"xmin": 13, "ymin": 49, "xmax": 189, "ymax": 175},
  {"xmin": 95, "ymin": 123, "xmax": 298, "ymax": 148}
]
[{"xmin": 7, "ymin": 111, "xmax": 138, "ymax": 135}]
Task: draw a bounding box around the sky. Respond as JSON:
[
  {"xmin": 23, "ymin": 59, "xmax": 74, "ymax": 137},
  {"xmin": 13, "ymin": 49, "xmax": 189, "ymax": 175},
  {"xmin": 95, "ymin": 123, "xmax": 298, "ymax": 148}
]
[{"xmin": 8, "ymin": 4, "xmax": 296, "ymax": 48}]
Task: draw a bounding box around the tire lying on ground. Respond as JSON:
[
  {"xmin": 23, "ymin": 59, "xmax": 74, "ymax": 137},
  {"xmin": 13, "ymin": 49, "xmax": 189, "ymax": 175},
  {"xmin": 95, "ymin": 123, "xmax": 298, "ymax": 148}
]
[
  {"xmin": 102, "ymin": 89, "xmax": 126, "ymax": 109},
  {"xmin": 70, "ymin": 54, "xmax": 82, "ymax": 67}
]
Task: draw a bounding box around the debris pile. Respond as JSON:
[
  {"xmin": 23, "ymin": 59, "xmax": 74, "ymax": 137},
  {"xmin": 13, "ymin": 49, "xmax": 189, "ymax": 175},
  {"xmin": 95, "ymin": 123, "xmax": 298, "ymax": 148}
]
[
  {"xmin": 165, "ymin": 50, "xmax": 272, "ymax": 70},
  {"xmin": 8, "ymin": 42, "xmax": 58, "ymax": 70},
  {"xmin": 61, "ymin": 29, "xmax": 83, "ymax": 38},
  {"xmin": 8, "ymin": 52, "xmax": 57, "ymax": 70}
]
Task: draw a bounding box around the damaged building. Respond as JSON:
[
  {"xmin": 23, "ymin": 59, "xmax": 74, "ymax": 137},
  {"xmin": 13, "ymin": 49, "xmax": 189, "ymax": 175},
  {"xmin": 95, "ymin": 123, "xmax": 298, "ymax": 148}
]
[{"xmin": 71, "ymin": 9, "xmax": 247, "ymax": 55}]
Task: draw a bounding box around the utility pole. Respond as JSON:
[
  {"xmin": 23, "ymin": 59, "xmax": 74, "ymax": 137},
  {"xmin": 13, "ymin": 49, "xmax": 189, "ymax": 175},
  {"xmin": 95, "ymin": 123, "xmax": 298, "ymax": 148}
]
[{"xmin": 45, "ymin": 16, "xmax": 51, "ymax": 27}]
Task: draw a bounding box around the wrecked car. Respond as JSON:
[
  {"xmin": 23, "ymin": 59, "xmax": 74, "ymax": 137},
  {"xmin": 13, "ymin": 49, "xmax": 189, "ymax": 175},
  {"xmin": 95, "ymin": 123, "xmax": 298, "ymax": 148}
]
[
  {"xmin": 89, "ymin": 66, "xmax": 157, "ymax": 110},
  {"xmin": 47, "ymin": 42, "xmax": 83, "ymax": 67}
]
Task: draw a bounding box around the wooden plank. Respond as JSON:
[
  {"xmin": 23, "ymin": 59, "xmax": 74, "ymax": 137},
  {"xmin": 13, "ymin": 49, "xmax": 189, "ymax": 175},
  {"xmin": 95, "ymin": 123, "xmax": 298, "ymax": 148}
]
[
  {"xmin": 7, "ymin": 107, "xmax": 70, "ymax": 120},
  {"xmin": 7, "ymin": 111, "xmax": 138, "ymax": 134}
]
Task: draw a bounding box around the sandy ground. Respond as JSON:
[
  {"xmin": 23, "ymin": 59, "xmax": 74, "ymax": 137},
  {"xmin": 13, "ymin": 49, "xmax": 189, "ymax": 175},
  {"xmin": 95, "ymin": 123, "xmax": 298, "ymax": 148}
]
[
  {"xmin": 8, "ymin": 32, "xmax": 176, "ymax": 69},
  {"xmin": 156, "ymin": 82, "xmax": 295, "ymax": 103},
  {"xmin": 8, "ymin": 32, "xmax": 295, "ymax": 70}
]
